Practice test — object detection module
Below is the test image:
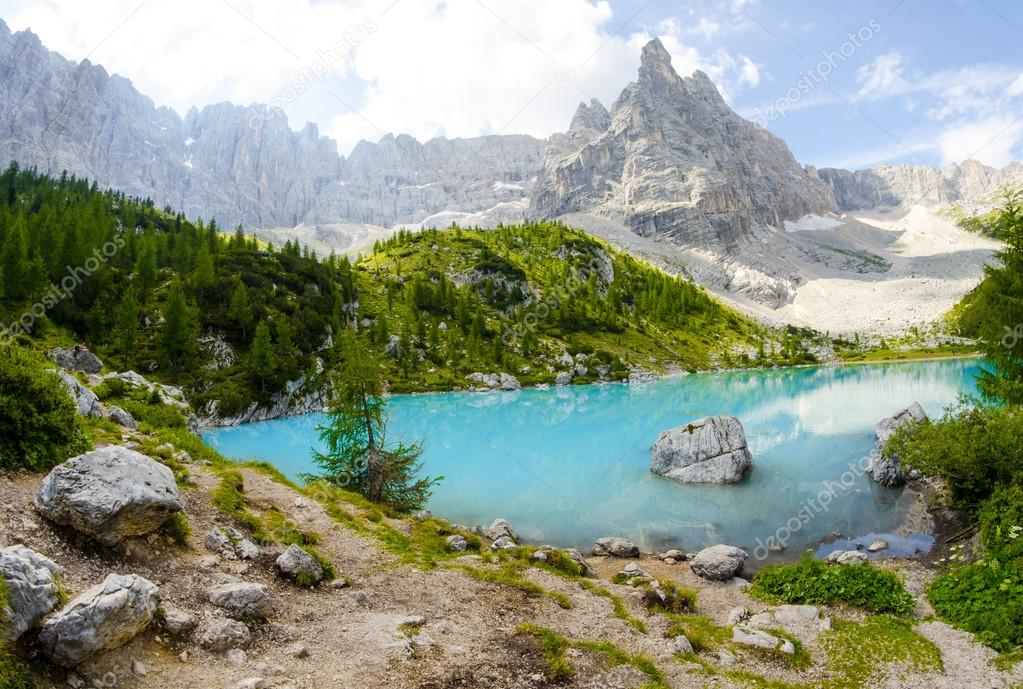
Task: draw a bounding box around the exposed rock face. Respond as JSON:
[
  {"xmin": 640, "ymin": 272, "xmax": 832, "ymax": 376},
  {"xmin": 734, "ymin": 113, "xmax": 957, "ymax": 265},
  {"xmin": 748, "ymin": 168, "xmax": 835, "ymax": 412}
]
[
  {"xmin": 818, "ymin": 160, "xmax": 1023, "ymax": 211},
  {"xmin": 276, "ymin": 545, "xmax": 324, "ymax": 584},
  {"xmin": 38, "ymin": 574, "xmax": 159, "ymax": 667},
  {"xmin": 0, "ymin": 545, "xmax": 62, "ymax": 643},
  {"xmin": 55, "ymin": 369, "xmax": 101, "ymax": 418},
  {"xmin": 50, "ymin": 347, "xmax": 103, "ymax": 374},
  {"xmin": 868, "ymin": 402, "xmax": 928, "ymax": 488},
  {"xmin": 0, "ymin": 20, "xmax": 543, "ymax": 232},
  {"xmin": 35, "ymin": 446, "xmax": 184, "ymax": 545},
  {"xmin": 531, "ymin": 38, "xmax": 833, "ymax": 251},
  {"xmin": 651, "ymin": 415, "xmax": 753, "ymax": 484},
  {"xmin": 689, "ymin": 544, "xmax": 747, "ymax": 581}
]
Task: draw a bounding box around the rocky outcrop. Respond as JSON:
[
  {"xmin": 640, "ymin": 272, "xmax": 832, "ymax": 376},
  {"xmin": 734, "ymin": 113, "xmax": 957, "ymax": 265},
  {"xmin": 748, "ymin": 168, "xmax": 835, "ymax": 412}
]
[
  {"xmin": 868, "ymin": 402, "xmax": 928, "ymax": 488},
  {"xmin": 818, "ymin": 160, "xmax": 1023, "ymax": 211},
  {"xmin": 0, "ymin": 545, "xmax": 62, "ymax": 643},
  {"xmin": 689, "ymin": 544, "xmax": 747, "ymax": 581},
  {"xmin": 35, "ymin": 446, "xmax": 184, "ymax": 545},
  {"xmin": 465, "ymin": 372, "xmax": 521, "ymax": 391},
  {"xmin": 651, "ymin": 415, "xmax": 753, "ymax": 484},
  {"xmin": 38, "ymin": 574, "xmax": 159, "ymax": 667},
  {"xmin": 50, "ymin": 347, "xmax": 103, "ymax": 374},
  {"xmin": 106, "ymin": 405, "xmax": 138, "ymax": 430},
  {"xmin": 483, "ymin": 519, "xmax": 518, "ymax": 543},
  {"xmin": 531, "ymin": 39, "xmax": 833, "ymax": 251},
  {"xmin": 197, "ymin": 373, "xmax": 328, "ymax": 427},
  {"xmin": 55, "ymin": 369, "xmax": 101, "ymax": 418}
]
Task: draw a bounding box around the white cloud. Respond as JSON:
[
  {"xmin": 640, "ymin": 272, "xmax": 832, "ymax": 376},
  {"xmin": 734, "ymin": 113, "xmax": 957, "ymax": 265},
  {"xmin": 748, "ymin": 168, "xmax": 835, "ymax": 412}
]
[
  {"xmin": 937, "ymin": 116, "xmax": 1023, "ymax": 167},
  {"xmin": 2, "ymin": 0, "xmax": 763, "ymax": 155},
  {"xmin": 855, "ymin": 50, "xmax": 907, "ymax": 100}
]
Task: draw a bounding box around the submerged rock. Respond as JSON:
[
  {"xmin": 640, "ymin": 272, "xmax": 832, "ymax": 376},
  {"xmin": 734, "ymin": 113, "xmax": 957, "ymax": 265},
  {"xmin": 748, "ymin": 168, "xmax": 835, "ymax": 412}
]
[
  {"xmin": 651, "ymin": 415, "xmax": 753, "ymax": 484},
  {"xmin": 689, "ymin": 544, "xmax": 747, "ymax": 581},
  {"xmin": 868, "ymin": 402, "xmax": 928, "ymax": 488},
  {"xmin": 38, "ymin": 574, "xmax": 159, "ymax": 667},
  {"xmin": 35, "ymin": 446, "xmax": 183, "ymax": 546}
]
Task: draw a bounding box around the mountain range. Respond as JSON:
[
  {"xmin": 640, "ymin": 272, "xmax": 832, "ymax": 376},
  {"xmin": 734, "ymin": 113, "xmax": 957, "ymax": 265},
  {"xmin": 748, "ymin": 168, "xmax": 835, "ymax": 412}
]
[{"xmin": 1, "ymin": 18, "xmax": 1019, "ymax": 333}]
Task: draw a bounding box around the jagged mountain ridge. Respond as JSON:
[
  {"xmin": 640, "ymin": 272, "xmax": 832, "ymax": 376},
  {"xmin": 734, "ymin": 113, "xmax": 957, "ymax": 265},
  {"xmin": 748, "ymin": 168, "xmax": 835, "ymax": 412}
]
[
  {"xmin": 0, "ymin": 18, "xmax": 543, "ymax": 230},
  {"xmin": 530, "ymin": 38, "xmax": 835, "ymax": 249}
]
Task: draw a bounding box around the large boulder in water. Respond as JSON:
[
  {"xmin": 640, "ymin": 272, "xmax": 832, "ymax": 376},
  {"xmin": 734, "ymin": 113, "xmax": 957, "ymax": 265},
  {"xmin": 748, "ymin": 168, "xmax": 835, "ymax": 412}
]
[
  {"xmin": 651, "ymin": 415, "xmax": 753, "ymax": 484},
  {"xmin": 0, "ymin": 545, "xmax": 62, "ymax": 643},
  {"xmin": 38, "ymin": 574, "xmax": 159, "ymax": 667},
  {"xmin": 868, "ymin": 402, "xmax": 928, "ymax": 488},
  {"xmin": 35, "ymin": 446, "xmax": 184, "ymax": 546}
]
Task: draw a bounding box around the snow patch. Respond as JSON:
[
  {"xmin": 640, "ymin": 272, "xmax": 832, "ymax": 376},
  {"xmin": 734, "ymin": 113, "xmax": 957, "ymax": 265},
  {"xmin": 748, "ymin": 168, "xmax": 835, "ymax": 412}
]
[{"xmin": 782, "ymin": 214, "xmax": 844, "ymax": 232}]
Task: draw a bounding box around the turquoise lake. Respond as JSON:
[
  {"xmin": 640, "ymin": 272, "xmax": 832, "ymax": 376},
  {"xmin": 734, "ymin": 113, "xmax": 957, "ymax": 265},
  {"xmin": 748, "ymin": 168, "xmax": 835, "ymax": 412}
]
[{"xmin": 203, "ymin": 359, "xmax": 982, "ymax": 560}]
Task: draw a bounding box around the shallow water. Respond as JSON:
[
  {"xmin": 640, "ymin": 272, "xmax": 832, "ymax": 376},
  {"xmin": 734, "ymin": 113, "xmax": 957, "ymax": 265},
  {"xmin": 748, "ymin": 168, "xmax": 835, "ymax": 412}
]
[{"xmin": 204, "ymin": 359, "xmax": 981, "ymax": 559}]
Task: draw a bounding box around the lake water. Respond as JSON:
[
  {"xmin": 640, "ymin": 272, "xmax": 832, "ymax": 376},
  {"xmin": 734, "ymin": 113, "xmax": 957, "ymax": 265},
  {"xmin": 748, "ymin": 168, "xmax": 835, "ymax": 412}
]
[{"xmin": 204, "ymin": 359, "xmax": 981, "ymax": 561}]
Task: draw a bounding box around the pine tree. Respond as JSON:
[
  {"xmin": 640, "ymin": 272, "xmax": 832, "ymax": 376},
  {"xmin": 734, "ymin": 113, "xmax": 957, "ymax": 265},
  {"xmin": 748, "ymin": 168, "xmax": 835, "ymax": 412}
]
[
  {"xmin": 159, "ymin": 280, "xmax": 199, "ymax": 378},
  {"xmin": 229, "ymin": 278, "xmax": 253, "ymax": 340},
  {"xmin": 306, "ymin": 330, "xmax": 438, "ymax": 512},
  {"xmin": 194, "ymin": 240, "xmax": 214, "ymax": 299},
  {"xmin": 115, "ymin": 289, "xmax": 141, "ymax": 366},
  {"xmin": 250, "ymin": 320, "xmax": 275, "ymax": 393}
]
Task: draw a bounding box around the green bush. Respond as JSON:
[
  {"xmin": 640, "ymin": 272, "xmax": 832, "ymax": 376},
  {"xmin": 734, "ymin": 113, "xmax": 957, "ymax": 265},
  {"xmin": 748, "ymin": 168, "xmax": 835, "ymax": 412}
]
[
  {"xmin": 886, "ymin": 403, "xmax": 1023, "ymax": 508},
  {"xmin": 0, "ymin": 647, "xmax": 33, "ymax": 689},
  {"xmin": 929, "ymin": 558, "xmax": 1023, "ymax": 652},
  {"xmin": 978, "ymin": 483, "xmax": 1023, "ymax": 560},
  {"xmin": 0, "ymin": 344, "xmax": 89, "ymax": 471},
  {"xmin": 92, "ymin": 377, "xmax": 127, "ymax": 400},
  {"xmin": 750, "ymin": 555, "xmax": 916, "ymax": 614}
]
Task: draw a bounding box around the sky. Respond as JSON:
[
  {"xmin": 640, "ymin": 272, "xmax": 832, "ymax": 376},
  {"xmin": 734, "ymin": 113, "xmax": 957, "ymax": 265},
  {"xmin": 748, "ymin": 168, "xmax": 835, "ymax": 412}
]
[{"xmin": 2, "ymin": 0, "xmax": 1022, "ymax": 169}]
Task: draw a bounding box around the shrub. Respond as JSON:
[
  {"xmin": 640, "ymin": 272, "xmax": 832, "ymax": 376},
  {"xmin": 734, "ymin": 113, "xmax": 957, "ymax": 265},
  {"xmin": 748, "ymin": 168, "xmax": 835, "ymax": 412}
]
[
  {"xmin": 886, "ymin": 402, "xmax": 1023, "ymax": 508},
  {"xmin": 750, "ymin": 555, "xmax": 915, "ymax": 614},
  {"xmin": 159, "ymin": 513, "xmax": 192, "ymax": 545},
  {"xmin": 978, "ymin": 483, "xmax": 1023, "ymax": 560},
  {"xmin": 0, "ymin": 344, "xmax": 89, "ymax": 471},
  {"xmin": 92, "ymin": 377, "xmax": 127, "ymax": 400},
  {"xmin": 0, "ymin": 647, "xmax": 33, "ymax": 689},
  {"xmin": 928, "ymin": 558, "xmax": 1023, "ymax": 652}
]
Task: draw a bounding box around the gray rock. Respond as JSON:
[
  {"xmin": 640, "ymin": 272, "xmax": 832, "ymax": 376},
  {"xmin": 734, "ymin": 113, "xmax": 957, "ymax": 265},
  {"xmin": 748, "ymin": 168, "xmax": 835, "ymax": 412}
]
[
  {"xmin": 562, "ymin": 549, "xmax": 597, "ymax": 578},
  {"xmin": 106, "ymin": 406, "xmax": 138, "ymax": 430},
  {"xmin": 490, "ymin": 536, "xmax": 517, "ymax": 551},
  {"xmin": 689, "ymin": 544, "xmax": 747, "ymax": 581},
  {"xmin": 484, "ymin": 519, "xmax": 518, "ymax": 543},
  {"xmin": 208, "ymin": 582, "xmax": 275, "ymax": 620},
  {"xmin": 825, "ymin": 550, "xmax": 868, "ymax": 565},
  {"xmin": 731, "ymin": 626, "xmax": 794, "ymax": 654},
  {"xmin": 226, "ymin": 648, "xmax": 247, "ymax": 665},
  {"xmin": 445, "ymin": 535, "xmax": 468, "ymax": 552},
  {"xmin": 651, "ymin": 415, "xmax": 753, "ymax": 484},
  {"xmin": 670, "ymin": 634, "xmax": 694, "ymax": 655},
  {"xmin": 555, "ymin": 371, "xmax": 573, "ymax": 386},
  {"xmin": 0, "ymin": 545, "xmax": 62, "ymax": 643},
  {"xmin": 38, "ymin": 574, "xmax": 159, "ymax": 667},
  {"xmin": 592, "ymin": 537, "xmax": 639, "ymax": 558},
  {"xmin": 275, "ymin": 544, "xmax": 324, "ymax": 584},
  {"xmin": 55, "ymin": 369, "xmax": 101, "ymax": 418},
  {"xmin": 867, "ymin": 538, "xmax": 889, "ymax": 553},
  {"xmin": 206, "ymin": 526, "xmax": 260, "ymax": 561},
  {"xmin": 35, "ymin": 446, "xmax": 183, "ymax": 546},
  {"xmin": 199, "ymin": 618, "xmax": 251, "ymax": 652},
  {"xmin": 160, "ymin": 603, "xmax": 197, "ymax": 636},
  {"xmin": 51, "ymin": 347, "xmax": 103, "ymax": 374},
  {"xmin": 659, "ymin": 549, "xmax": 686, "ymax": 562},
  {"xmin": 617, "ymin": 562, "xmax": 651, "ymax": 581},
  {"xmin": 868, "ymin": 402, "xmax": 928, "ymax": 488},
  {"xmin": 286, "ymin": 642, "xmax": 310, "ymax": 659},
  {"xmin": 726, "ymin": 606, "xmax": 750, "ymax": 627}
]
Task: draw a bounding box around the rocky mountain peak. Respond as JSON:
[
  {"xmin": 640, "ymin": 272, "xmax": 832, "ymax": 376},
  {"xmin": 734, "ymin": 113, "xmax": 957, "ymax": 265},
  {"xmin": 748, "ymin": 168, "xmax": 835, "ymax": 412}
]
[{"xmin": 569, "ymin": 98, "xmax": 610, "ymax": 133}]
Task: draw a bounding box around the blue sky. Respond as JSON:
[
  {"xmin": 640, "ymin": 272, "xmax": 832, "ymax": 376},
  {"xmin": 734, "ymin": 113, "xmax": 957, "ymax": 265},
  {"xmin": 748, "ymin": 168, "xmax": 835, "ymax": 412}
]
[{"xmin": 3, "ymin": 0, "xmax": 1022, "ymax": 169}]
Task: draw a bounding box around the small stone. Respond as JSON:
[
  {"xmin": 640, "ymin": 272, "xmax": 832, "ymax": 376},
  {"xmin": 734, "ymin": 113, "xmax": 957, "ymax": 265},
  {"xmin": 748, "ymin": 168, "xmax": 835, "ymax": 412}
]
[
  {"xmin": 726, "ymin": 606, "xmax": 750, "ymax": 626},
  {"xmin": 531, "ymin": 551, "xmax": 548, "ymax": 562},
  {"xmin": 717, "ymin": 650, "xmax": 737, "ymax": 667},
  {"xmin": 328, "ymin": 578, "xmax": 349, "ymax": 589},
  {"xmin": 690, "ymin": 544, "xmax": 747, "ymax": 581},
  {"xmin": 178, "ymin": 651, "xmax": 189, "ymax": 663},
  {"xmin": 199, "ymin": 555, "xmax": 221, "ymax": 569},
  {"xmin": 670, "ymin": 634, "xmax": 694, "ymax": 655},
  {"xmin": 592, "ymin": 537, "xmax": 639, "ymax": 558},
  {"xmin": 230, "ymin": 679, "xmax": 271, "ymax": 689},
  {"xmin": 276, "ymin": 544, "xmax": 324, "ymax": 584},
  {"xmin": 199, "ymin": 618, "xmax": 251, "ymax": 652},
  {"xmin": 227, "ymin": 648, "xmax": 248, "ymax": 665},
  {"xmin": 132, "ymin": 661, "xmax": 147, "ymax": 676},
  {"xmin": 350, "ymin": 591, "xmax": 371, "ymax": 608},
  {"xmin": 867, "ymin": 538, "xmax": 889, "ymax": 553},
  {"xmin": 491, "ymin": 535, "xmax": 517, "ymax": 550},
  {"xmin": 160, "ymin": 603, "xmax": 197, "ymax": 636},
  {"xmin": 660, "ymin": 549, "xmax": 685, "ymax": 561},
  {"xmin": 483, "ymin": 519, "xmax": 518, "ymax": 542},
  {"xmin": 67, "ymin": 674, "xmax": 85, "ymax": 689},
  {"xmin": 286, "ymin": 642, "xmax": 310, "ymax": 659},
  {"xmin": 825, "ymin": 550, "xmax": 868, "ymax": 565},
  {"xmin": 208, "ymin": 582, "xmax": 275, "ymax": 620}
]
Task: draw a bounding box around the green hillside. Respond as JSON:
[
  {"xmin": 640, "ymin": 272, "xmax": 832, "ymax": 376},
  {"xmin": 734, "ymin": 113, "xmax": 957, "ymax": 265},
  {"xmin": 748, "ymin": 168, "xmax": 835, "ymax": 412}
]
[{"xmin": 0, "ymin": 165, "xmax": 810, "ymax": 417}]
